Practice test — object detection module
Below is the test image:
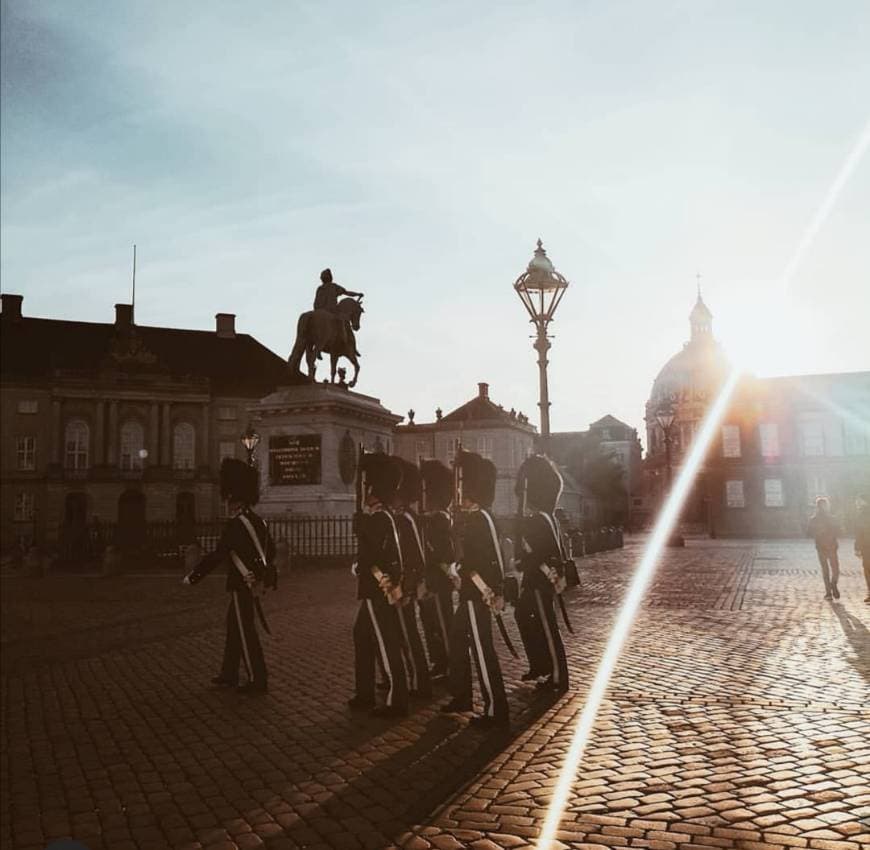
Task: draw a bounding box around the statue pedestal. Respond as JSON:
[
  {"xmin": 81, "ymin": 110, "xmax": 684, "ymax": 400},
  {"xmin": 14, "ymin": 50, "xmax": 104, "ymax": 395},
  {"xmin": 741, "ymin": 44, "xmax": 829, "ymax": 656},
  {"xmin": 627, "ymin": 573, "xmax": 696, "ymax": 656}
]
[{"xmin": 250, "ymin": 383, "xmax": 401, "ymax": 516}]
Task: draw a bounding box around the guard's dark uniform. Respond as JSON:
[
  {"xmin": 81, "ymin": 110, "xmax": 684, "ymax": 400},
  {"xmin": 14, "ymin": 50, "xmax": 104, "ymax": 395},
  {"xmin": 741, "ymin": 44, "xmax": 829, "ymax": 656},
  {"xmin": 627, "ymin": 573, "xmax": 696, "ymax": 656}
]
[
  {"xmin": 352, "ymin": 507, "xmax": 409, "ymax": 712},
  {"xmin": 516, "ymin": 511, "xmax": 569, "ymax": 691},
  {"xmin": 395, "ymin": 507, "xmax": 433, "ymax": 697},
  {"xmin": 187, "ymin": 507, "xmax": 273, "ymax": 690},
  {"xmin": 422, "ymin": 508, "xmax": 455, "ymax": 675},
  {"xmin": 447, "ymin": 452, "xmax": 508, "ymax": 722}
]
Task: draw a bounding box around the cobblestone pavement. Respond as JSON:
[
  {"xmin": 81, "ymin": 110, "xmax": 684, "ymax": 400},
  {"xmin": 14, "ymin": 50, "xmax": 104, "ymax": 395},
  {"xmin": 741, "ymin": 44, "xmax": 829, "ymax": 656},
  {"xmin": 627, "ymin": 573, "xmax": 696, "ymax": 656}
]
[{"xmin": 2, "ymin": 538, "xmax": 868, "ymax": 850}]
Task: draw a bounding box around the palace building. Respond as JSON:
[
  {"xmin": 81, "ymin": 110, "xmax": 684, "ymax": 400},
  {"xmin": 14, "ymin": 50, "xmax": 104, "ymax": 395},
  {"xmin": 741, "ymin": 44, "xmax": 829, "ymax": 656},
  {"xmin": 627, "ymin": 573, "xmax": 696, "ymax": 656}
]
[
  {"xmin": 644, "ymin": 292, "xmax": 870, "ymax": 536},
  {"xmin": 1, "ymin": 293, "xmax": 288, "ymax": 554}
]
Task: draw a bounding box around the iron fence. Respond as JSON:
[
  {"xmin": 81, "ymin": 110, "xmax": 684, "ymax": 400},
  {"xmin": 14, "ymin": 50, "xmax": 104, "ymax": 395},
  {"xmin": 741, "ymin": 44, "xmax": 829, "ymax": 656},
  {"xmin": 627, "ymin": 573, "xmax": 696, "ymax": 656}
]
[{"xmin": 54, "ymin": 514, "xmax": 621, "ymax": 568}]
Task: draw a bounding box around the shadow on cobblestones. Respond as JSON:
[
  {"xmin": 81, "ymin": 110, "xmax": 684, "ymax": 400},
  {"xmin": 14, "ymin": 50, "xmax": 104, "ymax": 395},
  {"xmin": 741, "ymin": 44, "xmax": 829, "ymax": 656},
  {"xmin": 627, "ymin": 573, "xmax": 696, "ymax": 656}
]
[{"xmin": 830, "ymin": 602, "xmax": 870, "ymax": 684}]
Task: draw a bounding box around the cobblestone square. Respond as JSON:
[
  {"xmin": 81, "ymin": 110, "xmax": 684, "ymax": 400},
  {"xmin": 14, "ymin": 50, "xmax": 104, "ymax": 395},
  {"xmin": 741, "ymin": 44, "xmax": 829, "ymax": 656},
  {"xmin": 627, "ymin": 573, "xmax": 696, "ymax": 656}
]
[{"xmin": 2, "ymin": 538, "xmax": 868, "ymax": 850}]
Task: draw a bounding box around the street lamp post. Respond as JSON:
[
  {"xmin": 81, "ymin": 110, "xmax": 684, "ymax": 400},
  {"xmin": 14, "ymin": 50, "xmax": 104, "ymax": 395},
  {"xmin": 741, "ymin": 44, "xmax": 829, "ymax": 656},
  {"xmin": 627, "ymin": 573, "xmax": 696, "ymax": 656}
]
[
  {"xmin": 240, "ymin": 426, "xmax": 261, "ymax": 467},
  {"xmin": 655, "ymin": 404, "xmax": 685, "ymax": 547},
  {"xmin": 513, "ymin": 239, "xmax": 570, "ymax": 455}
]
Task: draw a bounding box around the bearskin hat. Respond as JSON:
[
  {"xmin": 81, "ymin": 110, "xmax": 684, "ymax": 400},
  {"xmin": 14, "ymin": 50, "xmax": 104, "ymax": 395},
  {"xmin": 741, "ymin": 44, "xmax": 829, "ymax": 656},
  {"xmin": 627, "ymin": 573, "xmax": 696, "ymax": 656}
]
[
  {"xmin": 220, "ymin": 458, "xmax": 259, "ymax": 506},
  {"xmin": 516, "ymin": 454, "xmax": 563, "ymax": 513},
  {"xmin": 458, "ymin": 449, "xmax": 497, "ymax": 509},
  {"xmin": 420, "ymin": 459, "xmax": 453, "ymax": 511},
  {"xmin": 394, "ymin": 457, "xmax": 421, "ymax": 506},
  {"xmin": 360, "ymin": 451, "xmax": 401, "ymax": 503}
]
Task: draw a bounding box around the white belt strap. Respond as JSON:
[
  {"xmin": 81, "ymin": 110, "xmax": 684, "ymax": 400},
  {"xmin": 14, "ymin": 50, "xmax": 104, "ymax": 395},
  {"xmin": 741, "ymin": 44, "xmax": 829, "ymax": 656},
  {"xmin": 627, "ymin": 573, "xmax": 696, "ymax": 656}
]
[{"xmin": 403, "ymin": 511, "xmax": 426, "ymax": 567}]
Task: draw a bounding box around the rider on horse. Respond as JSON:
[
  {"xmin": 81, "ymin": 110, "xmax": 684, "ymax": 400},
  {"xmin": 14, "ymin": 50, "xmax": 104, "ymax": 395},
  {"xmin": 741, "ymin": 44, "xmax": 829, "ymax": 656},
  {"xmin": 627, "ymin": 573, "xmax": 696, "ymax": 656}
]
[{"xmin": 314, "ymin": 269, "xmax": 363, "ymax": 356}]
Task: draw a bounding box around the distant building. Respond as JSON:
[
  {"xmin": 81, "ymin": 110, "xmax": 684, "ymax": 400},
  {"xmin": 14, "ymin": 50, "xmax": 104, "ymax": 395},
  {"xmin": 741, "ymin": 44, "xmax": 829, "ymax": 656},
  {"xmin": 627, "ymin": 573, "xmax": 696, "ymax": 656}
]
[
  {"xmin": 643, "ymin": 291, "xmax": 870, "ymax": 536},
  {"xmin": 392, "ymin": 382, "xmax": 537, "ymax": 517},
  {"xmin": 549, "ymin": 415, "xmax": 643, "ymax": 526},
  {"xmin": 1, "ymin": 294, "xmax": 288, "ymax": 553}
]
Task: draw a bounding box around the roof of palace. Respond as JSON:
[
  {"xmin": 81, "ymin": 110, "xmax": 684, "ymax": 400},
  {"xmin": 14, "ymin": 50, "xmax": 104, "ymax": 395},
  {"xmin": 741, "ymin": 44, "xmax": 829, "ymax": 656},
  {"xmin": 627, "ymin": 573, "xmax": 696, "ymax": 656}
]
[{"xmin": 1, "ymin": 311, "xmax": 291, "ymax": 396}]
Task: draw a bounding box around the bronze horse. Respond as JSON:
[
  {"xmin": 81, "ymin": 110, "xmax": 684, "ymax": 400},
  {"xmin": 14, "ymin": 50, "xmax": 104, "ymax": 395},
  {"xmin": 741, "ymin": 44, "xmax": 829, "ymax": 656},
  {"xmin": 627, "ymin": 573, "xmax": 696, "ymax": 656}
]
[{"xmin": 287, "ymin": 297, "xmax": 364, "ymax": 387}]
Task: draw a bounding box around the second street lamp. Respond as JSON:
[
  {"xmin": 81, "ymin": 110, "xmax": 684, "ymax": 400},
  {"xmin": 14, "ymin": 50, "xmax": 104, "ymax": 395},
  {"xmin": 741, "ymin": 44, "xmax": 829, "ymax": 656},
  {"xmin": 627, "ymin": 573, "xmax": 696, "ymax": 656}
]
[
  {"xmin": 241, "ymin": 426, "xmax": 261, "ymax": 467},
  {"xmin": 654, "ymin": 403, "xmax": 685, "ymax": 548},
  {"xmin": 513, "ymin": 239, "xmax": 570, "ymax": 455}
]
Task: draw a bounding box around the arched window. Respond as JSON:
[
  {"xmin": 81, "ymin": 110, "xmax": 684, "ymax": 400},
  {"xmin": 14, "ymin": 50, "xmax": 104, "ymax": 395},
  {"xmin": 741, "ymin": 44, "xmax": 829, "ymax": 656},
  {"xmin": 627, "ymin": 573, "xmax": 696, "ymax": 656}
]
[
  {"xmin": 64, "ymin": 420, "xmax": 90, "ymax": 469},
  {"xmin": 173, "ymin": 423, "xmax": 196, "ymax": 470},
  {"xmin": 120, "ymin": 421, "xmax": 145, "ymax": 470}
]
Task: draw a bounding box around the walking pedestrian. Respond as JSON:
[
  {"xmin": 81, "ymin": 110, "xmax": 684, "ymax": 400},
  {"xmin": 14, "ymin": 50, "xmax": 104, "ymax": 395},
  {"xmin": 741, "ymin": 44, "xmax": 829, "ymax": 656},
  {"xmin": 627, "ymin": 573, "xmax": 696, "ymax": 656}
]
[
  {"xmin": 807, "ymin": 496, "xmax": 840, "ymax": 601},
  {"xmin": 854, "ymin": 494, "xmax": 870, "ymax": 603}
]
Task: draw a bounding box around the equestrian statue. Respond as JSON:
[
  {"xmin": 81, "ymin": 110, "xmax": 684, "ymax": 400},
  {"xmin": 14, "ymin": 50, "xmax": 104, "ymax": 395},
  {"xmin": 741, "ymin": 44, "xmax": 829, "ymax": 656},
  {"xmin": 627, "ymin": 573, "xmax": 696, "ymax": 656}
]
[{"xmin": 287, "ymin": 268, "xmax": 365, "ymax": 387}]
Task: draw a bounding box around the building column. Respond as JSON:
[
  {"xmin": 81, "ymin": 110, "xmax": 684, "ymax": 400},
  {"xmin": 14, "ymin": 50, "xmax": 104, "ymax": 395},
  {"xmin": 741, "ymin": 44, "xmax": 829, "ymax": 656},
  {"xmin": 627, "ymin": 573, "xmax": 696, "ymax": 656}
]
[
  {"xmin": 107, "ymin": 401, "xmax": 118, "ymax": 465},
  {"xmin": 200, "ymin": 404, "xmax": 210, "ymax": 468},
  {"xmin": 50, "ymin": 400, "xmax": 61, "ymax": 464},
  {"xmin": 161, "ymin": 404, "xmax": 171, "ymax": 466},
  {"xmin": 95, "ymin": 401, "xmax": 105, "ymax": 465},
  {"xmin": 149, "ymin": 404, "xmax": 159, "ymax": 466}
]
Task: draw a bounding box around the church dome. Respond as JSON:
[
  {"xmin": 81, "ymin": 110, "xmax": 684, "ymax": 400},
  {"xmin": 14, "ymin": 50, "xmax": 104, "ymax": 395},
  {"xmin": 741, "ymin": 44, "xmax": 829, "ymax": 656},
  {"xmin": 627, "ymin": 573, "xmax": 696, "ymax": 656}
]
[{"xmin": 648, "ymin": 291, "xmax": 728, "ymax": 409}]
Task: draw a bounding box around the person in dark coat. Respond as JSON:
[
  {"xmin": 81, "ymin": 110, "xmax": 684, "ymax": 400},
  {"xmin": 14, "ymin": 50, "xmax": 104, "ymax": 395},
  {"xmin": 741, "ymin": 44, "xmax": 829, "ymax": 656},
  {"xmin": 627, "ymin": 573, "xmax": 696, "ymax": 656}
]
[
  {"xmin": 854, "ymin": 494, "xmax": 870, "ymax": 603},
  {"xmin": 807, "ymin": 496, "xmax": 840, "ymax": 600},
  {"xmin": 349, "ymin": 452, "xmax": 409, "ymax": 717},
  {"xmin": 420, "ymin": 460, "xmax": 455, "ymax": 678},
  {"xmin": 442, "ymin": 450, "xmax": 509, "ymax": 726},
  {"xmin": 391, "ymin": 457, "xmax": 432, "ymax": 698},
  {"xmin": 514, "ymin": 455, "xmax": 569, "ymax": 693},
  {"xmin": 184, "ymin": 459, "xmax": 274, "ymax": 694}
]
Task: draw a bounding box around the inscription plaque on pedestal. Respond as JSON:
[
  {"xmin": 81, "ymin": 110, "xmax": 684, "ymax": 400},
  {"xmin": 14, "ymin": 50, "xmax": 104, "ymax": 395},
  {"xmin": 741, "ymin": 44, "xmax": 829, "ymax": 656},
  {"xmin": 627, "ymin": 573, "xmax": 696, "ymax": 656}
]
[{"xmin": 269, "ymin": 434, "xmax": 322, "ymax": 485}]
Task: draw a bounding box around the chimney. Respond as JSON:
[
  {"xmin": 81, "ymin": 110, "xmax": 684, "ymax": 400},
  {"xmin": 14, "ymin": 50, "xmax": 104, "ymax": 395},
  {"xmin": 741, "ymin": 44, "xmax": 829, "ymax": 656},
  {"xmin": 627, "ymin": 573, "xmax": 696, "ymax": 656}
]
[
  {"xmin": 215, "ymin": 313, "xmax": 236, "ymax": 339},
  {"xmin": 478, "ymin": 382, "xmax": 489, "ymax": 399},
  {"xmin": 115, "ymin": 303, "xmax": 133, "ymax": 326},
  {"xmin": 1, "ymin": 294, "xmax": 23, "ymax": 320}
]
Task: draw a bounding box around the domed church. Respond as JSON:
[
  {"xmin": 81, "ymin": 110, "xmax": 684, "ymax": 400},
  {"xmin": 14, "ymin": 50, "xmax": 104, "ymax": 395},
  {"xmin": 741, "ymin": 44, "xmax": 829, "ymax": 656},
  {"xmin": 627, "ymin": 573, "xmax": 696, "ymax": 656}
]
[{"xmin": 643, "ymin": 289, "xmax": 870, "ymax": 537}]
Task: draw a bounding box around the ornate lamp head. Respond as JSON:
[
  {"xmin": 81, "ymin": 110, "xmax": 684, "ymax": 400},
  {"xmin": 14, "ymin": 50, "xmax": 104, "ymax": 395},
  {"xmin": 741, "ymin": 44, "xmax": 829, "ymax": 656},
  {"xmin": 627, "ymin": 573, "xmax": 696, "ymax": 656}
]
[
  {"xmin": 513, "ymin": 238, "xmax": 569, "ymax": 325},
  {"xmin": 240, "ymin": 426, "xmax": 261, "ymax": 460}
]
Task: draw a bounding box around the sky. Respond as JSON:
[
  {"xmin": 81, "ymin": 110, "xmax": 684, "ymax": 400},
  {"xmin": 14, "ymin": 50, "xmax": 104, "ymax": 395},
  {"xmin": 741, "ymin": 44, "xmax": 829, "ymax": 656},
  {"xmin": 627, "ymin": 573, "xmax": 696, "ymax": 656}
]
[{"xmin": 2, "ymin": 0, "xmax": 869, "ymax": 444}]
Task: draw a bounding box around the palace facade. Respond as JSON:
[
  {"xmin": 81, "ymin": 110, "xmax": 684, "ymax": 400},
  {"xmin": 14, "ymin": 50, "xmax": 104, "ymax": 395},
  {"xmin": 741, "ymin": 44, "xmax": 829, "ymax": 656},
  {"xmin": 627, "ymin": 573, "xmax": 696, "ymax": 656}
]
[{"xmin": 1, "ymin": 294, "xmax": 288, "ymax": 553}]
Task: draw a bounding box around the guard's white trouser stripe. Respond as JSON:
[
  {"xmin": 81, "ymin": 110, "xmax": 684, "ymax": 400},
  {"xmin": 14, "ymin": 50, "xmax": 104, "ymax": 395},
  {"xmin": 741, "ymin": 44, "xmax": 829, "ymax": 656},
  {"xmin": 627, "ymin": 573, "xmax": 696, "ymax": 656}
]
[
  {"xmin": 233, "ymin": 591, "xmax": 253, "ymax": 681},
  {"xmin": 397, "ymin": 608, "xmax": 418, "ymax": 690},
  {"xmin": 468, "ymin": 600, "xmax": 494, "ymax": 716},
  {"xmin": 366, "ymin": 600, "xmax": 394, "ymax": 707},
  {"xmin": 435, "ymin": 595, "xmax": 449, "ymax": 649},
  {"xmin": 534, "ymin": 588, "xmax": 559, "ymax": 686}
]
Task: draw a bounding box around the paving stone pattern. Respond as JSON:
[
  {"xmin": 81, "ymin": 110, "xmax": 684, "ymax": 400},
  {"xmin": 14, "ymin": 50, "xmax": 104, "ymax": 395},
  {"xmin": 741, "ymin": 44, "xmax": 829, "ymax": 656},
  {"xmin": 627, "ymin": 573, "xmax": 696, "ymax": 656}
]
[{"xmin": 1, "ymin": 539, "xmax": 867, "ymax": 850}]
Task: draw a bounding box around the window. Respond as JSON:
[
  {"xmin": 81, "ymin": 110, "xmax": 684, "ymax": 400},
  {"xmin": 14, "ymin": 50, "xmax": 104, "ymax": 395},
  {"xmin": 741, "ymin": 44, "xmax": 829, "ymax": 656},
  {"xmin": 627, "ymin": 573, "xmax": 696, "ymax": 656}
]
[
  {"xmin": 446, "ymin": 437, "xmax": 460, "ymax": 463},
  {"xmin": 759, "ymin": 423, "xmax": 780, "ymax": 458},
  {"xmin": 844, "ymin": 419, "xmax": 869, "ymax": 456},
  {"xmin": 16, "ymin": 436, "xmax": 36, "ymax": 470},
  {"xmin": 120, "ymin": 421, "xmax": 145, "ymax": 470},
  {"xmin": 219, "ymin": 441, "xmax": 236, "ymax": 462},
  {"xmin": 173, "ymin": 423, "xmax": 196, "ymax": 470},
  {"xmin": 17, "ymin": 400, "xmax": 38, "ymax": 414},
  {"xmin": 799, "ymin": 420, "xmax": 825, "ymax": 456},
  {"xmin": 725, "ymin": 480, "xmax": 745, "ymax": 508},
  {"xmin": 217, "ymin": 406, "xmax": 237, "ymax": 421},
  {"xmin": 476, "ymin": 435, "xmax": 494, "ymax": 460},
  {"xmin": 415, "ymin": 439, "xmax": 428, "ymax": 466},
  {"xmin": 14, "ymin": 492, "xmax": 35, "ymax": 521},
  {"xmin": 600, "ymin": 428, "xmax": 611, "ymax": 440},
  {"xmin": 806, "ymin": 473, "xmax": 828, "ymax": 506},
  {"xmin": 64, "ymin": 420, "xmax": 90, "ymax": 470},
  {"xmin": 764, "ymin": 478, "xmax": 784, "ymax": 507},
  {"xmin": 721, "ymin": 425, "xmax": 741, "ymax": 458}
]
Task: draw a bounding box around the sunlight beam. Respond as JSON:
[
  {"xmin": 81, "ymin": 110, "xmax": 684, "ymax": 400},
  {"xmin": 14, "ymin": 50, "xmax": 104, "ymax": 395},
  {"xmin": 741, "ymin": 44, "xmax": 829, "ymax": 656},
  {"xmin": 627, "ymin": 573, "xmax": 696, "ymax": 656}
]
[
  {"xmin": 780, "ymin": 117, "xmax": 870, "ymax": 294},
  {"xmin": 535, "ymin": 368, "xmax": 741, "ymax": 850}
]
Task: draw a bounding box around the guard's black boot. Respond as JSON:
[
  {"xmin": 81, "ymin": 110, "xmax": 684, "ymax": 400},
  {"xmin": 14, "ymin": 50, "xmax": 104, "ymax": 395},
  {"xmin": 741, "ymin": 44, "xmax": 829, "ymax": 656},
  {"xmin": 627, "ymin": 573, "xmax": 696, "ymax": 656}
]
[{"xmin": 440, "ymin": 698, "xmax": 471, "ymax": 713}]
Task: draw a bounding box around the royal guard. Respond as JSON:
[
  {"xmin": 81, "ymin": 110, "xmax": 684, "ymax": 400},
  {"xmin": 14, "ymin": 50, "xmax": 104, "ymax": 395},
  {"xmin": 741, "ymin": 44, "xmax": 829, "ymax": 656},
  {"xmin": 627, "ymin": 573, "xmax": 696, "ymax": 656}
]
[
  {"xmin": 514, "ymin": 454, "xmax": 570, "ymax": 693},
  {"xmin": 183, "ymin": 458, "xmax": 275, "ymax": 694},
  {"xmin": 442, "ymin": 450, "xmax": 509, "ymax": 726},
  {"xmin": 420, "ymin": 459, "xmax": 455, "ymax": 678},
  {"xmin": 391, "ymin": 457, "xmax": 433, "ymax": 699},
  {"xmin": 349, "ymin": 450, "xmax": 409, "ymax": 717}
]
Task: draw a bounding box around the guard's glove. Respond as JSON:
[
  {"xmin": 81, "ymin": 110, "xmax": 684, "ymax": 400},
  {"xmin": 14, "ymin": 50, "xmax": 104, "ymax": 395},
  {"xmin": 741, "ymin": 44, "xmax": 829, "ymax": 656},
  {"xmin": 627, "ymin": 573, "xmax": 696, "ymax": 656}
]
[{"xmin": 351, "ymin": 561, "xmax": 359, "ymax": 576}]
